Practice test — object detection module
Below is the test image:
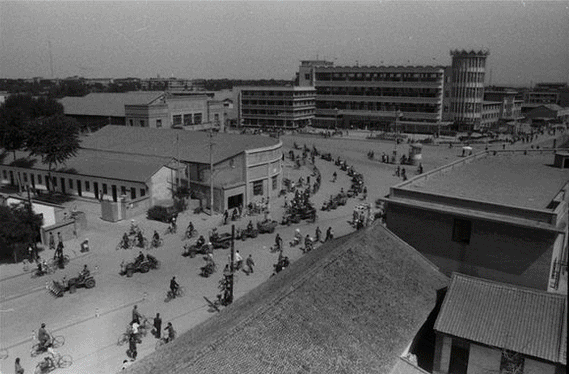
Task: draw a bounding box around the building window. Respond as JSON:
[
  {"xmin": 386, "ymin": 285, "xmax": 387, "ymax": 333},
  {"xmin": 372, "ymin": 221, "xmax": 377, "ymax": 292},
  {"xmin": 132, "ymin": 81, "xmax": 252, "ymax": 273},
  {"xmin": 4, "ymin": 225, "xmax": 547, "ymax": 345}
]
[
  {"xmin": 121, "ymin": 186, "xmax": 126, "ymax": 196},
  {"xmin": 272, "ymin": 175, "xmax": 278, "ymax": 190},
  {"xmin": 2, "ymin": 170, "xmax": 6, "ymax": 180},
  {"xmin": 85, "ymin": 181, "xmax": 90, "ymax": 191},
  {"xmin": 69, "ymin": 179, "xmax": 73, "ymax": 189},
  {"xmin": 156, "ymin": 119, "xmax": 162, "ymax": 128},
  {"xmin": 500, "ymin": 350, "xmax": 524, "ymax": 374},
  {"xmin": 139, "ymin": 120, "xmax": 145, "ymax": 127},
  {"xmin": 37, "ymin": 174, "xmax": 42, "ymax": 184},
  {"xmin": 131, "ymin": 188, "xmax": 136, "ymax": 200},
  {"xmin": 214, "ymin": 113, "xmax": 219, "ymax": 123},
  {"xmin": 103, "ymin": 183, "xmax": 108, "ymax": 195},
  {"xmin": 129, "ymin": 119, "xmax": 134, "ymax": 126},
  {"xmin": 140, "ymin": 188, "xmax": 146, "ymax": 197},
  {"xmin": 194, "ymin": 113, "xmax": 202, "ymax": 125},
  {"xmin": 452, "ymin": 218, "xmax": 472, "ymax": 244},
  {"xmin": 183, "ymin": 114, "xmax": 193, "ymax": 126},
  {"xmin": 173, "ymin": 115, "xmax": 182, "ymax": 127},
  {"xmin": 52, "ymin": 177, "xmax": 57, "ymax": 187},
  {"xmin": 23, "ymin": 173, "xmax": 27, "ymax": 183},
  {"xmin": 253, "ymin": 180, "xmax": 263, "ymax": 196}
]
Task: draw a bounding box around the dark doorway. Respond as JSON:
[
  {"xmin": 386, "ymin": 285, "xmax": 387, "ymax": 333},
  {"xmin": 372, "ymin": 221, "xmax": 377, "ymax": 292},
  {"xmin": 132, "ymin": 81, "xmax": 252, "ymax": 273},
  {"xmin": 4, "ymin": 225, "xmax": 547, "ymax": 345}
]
[
  {"xmin": 77, "ymin": 180, "xmax": 82, "ymax": 196},
  {"xmin": 564, "ymin": 158, "xmax": 569, "ymax": 169},
  {"xmin": 94, "ymin": 182, "xmax": 99, "ymax": 200},
  {"xmin": 227, "ymin": 194, "xmax": 243, "ymax": 210},
  {"xmin": 9, "ymin": 171, "xmax": 14, "ymax": 185},
  {"xmin": 112, "ymin": 185, "xmax": 118, "ymax": 202},
  {"xmin": 60, "ymin": 178, "xmax": 66, "ymax": 194},
  {"xmin": 448, "ymin": 342, "xmax": 469, "ymax": 374}
]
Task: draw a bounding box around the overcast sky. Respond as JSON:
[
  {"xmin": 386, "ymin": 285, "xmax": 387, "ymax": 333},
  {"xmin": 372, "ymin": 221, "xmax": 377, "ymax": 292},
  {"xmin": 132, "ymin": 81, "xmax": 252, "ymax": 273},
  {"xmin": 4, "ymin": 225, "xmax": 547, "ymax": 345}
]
[{"xmin": 0, "ymin": 1, "xmax": 567, "ymax": 85}]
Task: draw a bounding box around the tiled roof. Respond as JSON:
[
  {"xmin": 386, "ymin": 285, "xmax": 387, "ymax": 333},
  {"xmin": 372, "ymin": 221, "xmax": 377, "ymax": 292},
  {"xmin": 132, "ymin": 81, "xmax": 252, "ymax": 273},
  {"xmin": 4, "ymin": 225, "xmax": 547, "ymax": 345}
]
[
  {"xmin": 126, "ymin": 225, "xmax": 448, "ymax": 374},
  {"xmin": 434, "ymin": 273, "xmax": 567, "ymax": 364},
  {"xmin": 2, "ymin": 149, "xmax": 170, "ymax": 183},
  {"xmin": 59, "ymin": 92, "xmax": 164, "ymax": 117},
  {"xmin": 81, "ymin": 125, "xmax": 281, "ymax": 164}
]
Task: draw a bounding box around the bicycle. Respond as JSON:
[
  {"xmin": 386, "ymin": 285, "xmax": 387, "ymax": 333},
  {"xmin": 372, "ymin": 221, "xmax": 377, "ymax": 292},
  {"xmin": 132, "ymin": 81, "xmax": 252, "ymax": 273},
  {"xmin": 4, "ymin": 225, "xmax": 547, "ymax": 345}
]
[
  {"xmin": 31, "ymin": 263, "xmax": 56, "ymax": 278},
  {"xmin": 165, "ymin": 286, "xmax": 185, "ymax": 302},
  {"xmin": 155, "ymin": 334, "xmax": 176, "ymax": 349},
  {"xmin": 47, "ymin": 255, "xmax": 70, "ymax": 269},
  {"xmin": 31, "ymin": 336, "xmax": 65, "ymax": 357},
  {"xmin": 34, "ymin": 353, "xmax": 72, "ymax": 373}
]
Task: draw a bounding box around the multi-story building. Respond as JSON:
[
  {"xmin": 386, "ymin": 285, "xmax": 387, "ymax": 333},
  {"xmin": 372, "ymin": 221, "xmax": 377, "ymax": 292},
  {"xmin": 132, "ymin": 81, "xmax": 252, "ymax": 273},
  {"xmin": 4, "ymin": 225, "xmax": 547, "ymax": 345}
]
[
  {"xmin": 480, "ymin": 101, "xmax": 501, "ymax": 130},
  {"xmin": 449, "ymin": 49, "xmax": 489, "ymax": 131},
  {"xmin": 484, "ymin": 90, "xmax": 523, "ymax": 121},
  {"xmin": 60, "ymin": 92, "xmax": 224, "ymax": 131},
  {"xmin": 382, "ymin": 149, "xmax": 569, "ymax": 294},
  {"xmin": 141, "ymin": 77, "xmax": 195, "ymax": 91},
  {"xmin": 237, "ymin": 86, "xmax": 316, "ymax": 129},
  {"xmin": 298, "ymin": 60, "xmax": 450, "ymax": 133}
]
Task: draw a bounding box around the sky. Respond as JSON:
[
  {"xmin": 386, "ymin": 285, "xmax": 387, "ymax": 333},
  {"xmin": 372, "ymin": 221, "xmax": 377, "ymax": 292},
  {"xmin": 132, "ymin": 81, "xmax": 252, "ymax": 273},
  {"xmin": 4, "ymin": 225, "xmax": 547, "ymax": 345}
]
[{"xmin": 0, "ymin": 1, "xmax": 567, "ymax": 86}]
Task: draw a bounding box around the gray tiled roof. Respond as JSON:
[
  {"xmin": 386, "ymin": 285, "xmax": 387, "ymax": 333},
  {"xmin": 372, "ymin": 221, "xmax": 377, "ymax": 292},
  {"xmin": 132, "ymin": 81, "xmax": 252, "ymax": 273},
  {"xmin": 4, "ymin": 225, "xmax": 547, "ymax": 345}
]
[
  {"xmin": 81, "ymin": 125, "xmax": 281, "ymax": 164},
  {"xmin": 434, "ymin": 273, "xmax": 567, "ymax": 364},
  {"xmin": 59, "ymin": 92, "xmax": 164, "ymax": 117},
  {"xmin": 126, "ymin": 225, "xmax": 448, "ymax": 374},
  {"xmin": 2, "ymin": 149, "xmax": 171, "ymax": 183}
]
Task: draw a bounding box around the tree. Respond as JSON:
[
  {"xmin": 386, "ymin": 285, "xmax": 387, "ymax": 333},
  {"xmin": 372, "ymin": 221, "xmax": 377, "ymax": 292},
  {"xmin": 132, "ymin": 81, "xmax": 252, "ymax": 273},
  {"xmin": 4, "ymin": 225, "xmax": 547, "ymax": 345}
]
[
  {"xmin": 0, "ymin": 203, "xmax": 43, "ymax": 263},
  {"xmin": 26, "ymin": 114, "xmax": 81, "ymax": 192}
]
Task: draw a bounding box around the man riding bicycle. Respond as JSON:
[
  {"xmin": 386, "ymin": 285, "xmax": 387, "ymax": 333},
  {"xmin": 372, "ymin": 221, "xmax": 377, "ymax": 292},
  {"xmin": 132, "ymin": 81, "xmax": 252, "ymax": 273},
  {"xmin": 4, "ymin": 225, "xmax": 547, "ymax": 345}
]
[
  {"xmin": 134, "ymin": 252, "xmax": 145, "ymax": 266},
  {"xmin": 196, "ymin": 235, "xmax": 206, "ymax": 248},
  {"xmin": 121, "ymin": 233, "xmax": 130, "ymax": 249},
  {"xmin": 78, "ymin": 265, "xmax": 90, "ymax": 282},
  {"xmin": 38, "ymin": 323, "xmax": 51, "ymax": 350},
  {"xmin": 170, "ymin": 277, "xmax": 179, "ymax": 299},
  {"xmin": 187, "ymin": 221, "xmax": 194, "ymax": 234},
  {"xmin": 164, "ymin": 322, "xmax": 176, "ymax": 343}
]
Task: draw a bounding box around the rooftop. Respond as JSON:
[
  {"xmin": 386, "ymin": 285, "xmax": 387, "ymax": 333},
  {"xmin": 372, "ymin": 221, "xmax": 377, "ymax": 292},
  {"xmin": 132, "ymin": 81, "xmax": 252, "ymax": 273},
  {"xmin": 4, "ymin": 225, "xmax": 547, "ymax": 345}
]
[
  {"xmin": 236, "ymin": 86, "xmax": 316, "ymax": 91},
  {"xmin": 1, "ymin": 148, "xmax": 170, "ymax": 183},
  {"xmin": 81, "ymin": 125, "xmax": 281, "ymax": 164},
  {"xmin": 402, "ymin": 151, "xmax": 569, "ymax": 210},
  {"xmin": 59, "ymin": 92, "xmax": 164, "ymax": 118},
  {"xmin": 435, "ymin": 273, "xmax": 567, "ymax": 364},
  {"xmin": 126, "ymin": 225, "xmax": 448, "ymax": 374}
]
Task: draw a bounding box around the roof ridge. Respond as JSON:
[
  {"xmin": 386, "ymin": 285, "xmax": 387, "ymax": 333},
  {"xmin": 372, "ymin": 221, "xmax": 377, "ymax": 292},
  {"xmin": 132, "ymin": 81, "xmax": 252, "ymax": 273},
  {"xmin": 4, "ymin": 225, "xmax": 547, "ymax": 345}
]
[{"xmin": 452, "ymin": 272, "xmax": 567, "ymax": 299}]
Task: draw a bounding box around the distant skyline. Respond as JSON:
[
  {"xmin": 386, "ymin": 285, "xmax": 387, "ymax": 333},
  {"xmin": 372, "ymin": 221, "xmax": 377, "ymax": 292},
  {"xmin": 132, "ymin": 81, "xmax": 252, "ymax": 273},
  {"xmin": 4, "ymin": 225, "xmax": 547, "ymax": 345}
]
[{"xmin": 0, "ymin": 1, "xmax": 567, "ymax": 86}]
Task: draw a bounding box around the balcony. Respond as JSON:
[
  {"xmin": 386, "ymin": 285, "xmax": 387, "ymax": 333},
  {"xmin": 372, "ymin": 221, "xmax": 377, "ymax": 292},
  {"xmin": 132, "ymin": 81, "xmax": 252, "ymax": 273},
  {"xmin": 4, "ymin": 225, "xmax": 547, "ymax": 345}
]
[{"xmin": 316, "ymin": 95, "xmax": 440, "ymax": 104}]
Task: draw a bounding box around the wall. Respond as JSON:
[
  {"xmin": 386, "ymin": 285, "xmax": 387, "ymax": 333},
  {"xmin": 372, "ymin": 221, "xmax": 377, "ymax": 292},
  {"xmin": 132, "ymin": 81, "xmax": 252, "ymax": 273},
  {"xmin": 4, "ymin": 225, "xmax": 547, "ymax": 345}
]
[
  {"xmin": 525, "ymin": 358, "xmax": 556, "ymax": 374},
  {"xmin": 433, "ymin": 334, "xmax": 452, "ymax": 374},
  {"xmin": 6, "ymin": 196, "xmax": 59, "ymax": 227},
  {"xmin": 466, "ymin": 344, "xmax": 501, "ymax": 374},
  {"xmin": 149, "ymin": 166, "xmax": 173, "ymax": 205},
  {"xmin": 386, "ymin": 203, "xmax": 556, "ymax": 290}
]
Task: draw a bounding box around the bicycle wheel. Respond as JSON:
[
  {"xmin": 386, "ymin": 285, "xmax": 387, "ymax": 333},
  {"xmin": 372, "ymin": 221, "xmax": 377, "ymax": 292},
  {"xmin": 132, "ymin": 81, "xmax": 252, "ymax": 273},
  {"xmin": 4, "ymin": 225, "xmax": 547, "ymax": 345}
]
[
  {"xmin": 177, "ymin": 287, "xmax": 185, "ymax": 297},
  {"xmin": 58, "ymin": 354, "xmax": 73, "ymax": 368},
  {"xmin": 30, "ymin": 343, "xmax": 41, "ymax": 357},
  {"xmin": 52, "ymin": 335, "xmax": 65, "ymax": 348}
]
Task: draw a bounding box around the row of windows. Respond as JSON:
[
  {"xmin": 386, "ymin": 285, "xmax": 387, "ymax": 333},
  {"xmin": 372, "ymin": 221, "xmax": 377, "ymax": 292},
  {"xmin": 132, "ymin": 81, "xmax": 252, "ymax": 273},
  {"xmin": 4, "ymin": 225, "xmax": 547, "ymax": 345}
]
[
  {"xmin": 452, "ymin": 71, "xmax": 485, "ymax": 84},
  {"xmin": 172, "ymin": 113, "xmax": 203, "ymax": 127},
  {"xmin": 316, "ymin": 101, "xmax": 439, "ymax": 113},
  {"xmin": 452, "ymin": 87, "xmax": 484, "ymax": 99},
  {"xmin": 252, "ymin": 176, "xmax": 279, "ymax": 196},
  {"xmin": 242, "ymin": 109, "xmax": 315, "ymax": 116},
  {"xmin": 128, "ymin": 119, "xmax": 146, "ymax": 127},
  {"xmin": 241, "ymin": 100, "xmax": 315, "ymax": 107},
  {"xmin": 315, "ymin": 72, "xmax": 442, "ymax": 83},
  {"xmin": 1, "ymin": 169, "xmax": 147, "ymax": 200},
  {"xmin": 242, "ymin": 91, "xmax": 314, "ymax": 98},
  {"xmin": 316, "ymin": 87, "xmax": 440, "ymax": 98},
  {"xmin": 451, "ymin": 102, "xmax": 482, "ymax": 113}
]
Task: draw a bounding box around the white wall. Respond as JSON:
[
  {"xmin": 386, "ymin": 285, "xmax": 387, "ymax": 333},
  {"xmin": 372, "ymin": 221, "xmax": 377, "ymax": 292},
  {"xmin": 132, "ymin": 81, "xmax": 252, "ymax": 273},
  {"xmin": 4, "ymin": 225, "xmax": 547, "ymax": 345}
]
[{"xmin": 467, "ymin": 344, "xmax": 501, "ymax": 374}]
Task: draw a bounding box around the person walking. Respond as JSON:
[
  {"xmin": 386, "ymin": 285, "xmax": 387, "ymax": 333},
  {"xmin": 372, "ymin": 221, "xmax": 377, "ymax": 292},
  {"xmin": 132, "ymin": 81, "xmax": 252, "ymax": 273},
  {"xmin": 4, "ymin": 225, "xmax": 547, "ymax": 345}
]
[
  {"xmin": 15, "ymin": 357, "xmax": 24, "ymax": 374},
  {"xmin": 223, "ymin": 210, "xmax": 228, "ymax": 225},
  {"xmin": 245, "ymin": 254, "xmax": 255, "ymax": 275},
  {"xmin": 132, "ymin": 305, "xmax": 141, "ymax": 325},
  {"xmin": 49, "ymin": 232, "xmax": 55, "ymax": 250},
  {"xmin": 57, "ymin": 232, "xmax": 63, "ymax": 247},
  {"xmin": 153, "ymin": 313, "xmax": 162, "ymax": 339}
]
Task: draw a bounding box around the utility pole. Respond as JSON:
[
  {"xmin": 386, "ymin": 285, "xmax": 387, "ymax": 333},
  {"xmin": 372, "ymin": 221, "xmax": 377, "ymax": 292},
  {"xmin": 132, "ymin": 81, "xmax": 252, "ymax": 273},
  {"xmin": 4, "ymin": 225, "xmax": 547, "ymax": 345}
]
[
  {"xmin": 209, "ymin": 128, "xmax": 215, "ymax": 215},
  {"xmin": 228, "ymin": 224, "xmax": 235, "ymax": 304}
]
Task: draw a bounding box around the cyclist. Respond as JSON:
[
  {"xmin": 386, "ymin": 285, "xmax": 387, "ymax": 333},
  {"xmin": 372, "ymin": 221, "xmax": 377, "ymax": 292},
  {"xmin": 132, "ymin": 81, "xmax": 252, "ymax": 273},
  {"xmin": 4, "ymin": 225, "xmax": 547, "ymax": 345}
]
[
  {"xmin": 129, "ymin": 220, "xmax": 138, "ymax": 235},
  {"xmin": 137, "ymin": 230, "xmax": 144, "ymax": 248},
  {"xmin": 275, "ymin": 233, "xmax": 283, "ymax": 251},
  {"xmin": 38, "ymin": 323, "xmax": 51, "ymax": 351},
  {"xmin": 170, "ymin": 276, "xmax": 179, "ymax": 299},
  {"xmin": 247, "ymin": 220, "xmax": 254, "ymax": 233},
  {"xmin": 152, "ymin": 230, "xmax": 160, "ymax": 246},
  {"xmin": 196, "ymin": 235, "xmax": 206, "ymax": 248},
  {"xmin": 186, "ymin": 221, "xmax": 195, "ymax": 236},
  {"xmin": 121, "ymin": 233, "xmax": 130, "ymax": 249},
  {"xmin": 134, "ymin": 252, "xmax": 145, "ymax": 266},
  {"xmin": 78, "ymin": 264, "xmax": 90, "ymax": 282}
]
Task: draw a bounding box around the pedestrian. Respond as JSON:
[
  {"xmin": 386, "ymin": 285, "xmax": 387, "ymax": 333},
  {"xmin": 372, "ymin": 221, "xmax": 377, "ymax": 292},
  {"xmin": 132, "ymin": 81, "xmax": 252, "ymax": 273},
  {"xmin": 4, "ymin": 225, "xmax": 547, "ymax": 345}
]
[
  {"xmin": 128, "ymin": 334, "xmax": 138, "ymax": 360},
  {"xmin": 245, "ymin": 254, "xmax": 255, "ymax": 275},
  {"xmin": 332, "ymin": 171, "xmax": 337, "ymax": 182},
  {"xmin": 28, "ymin": 244, "xmax": 34, "ymax": 262},
  {"xmin": 49, "ymin": 232, "xmax": 55, "ymax": 250},
  {"xmin": 15, "ymin": 357, "xmax": 24, "ymax": 374},
  {"xmin": 153, "ymin": 313, "xmax": 162, "ymax": 338},
  {"xmin": 234, "ymin": 250, "xmax": 243, "ymax": 271},
  {"xmin": 57, "ymin": 232, "xmax": 63, "ymax": 247},
  {"xmin": 223, "ymin": 210, "xmax": 228, "ymax": 225},
  {"xmin": 132, "ymin": 305, "xmax": 141, "ymax": 325}
]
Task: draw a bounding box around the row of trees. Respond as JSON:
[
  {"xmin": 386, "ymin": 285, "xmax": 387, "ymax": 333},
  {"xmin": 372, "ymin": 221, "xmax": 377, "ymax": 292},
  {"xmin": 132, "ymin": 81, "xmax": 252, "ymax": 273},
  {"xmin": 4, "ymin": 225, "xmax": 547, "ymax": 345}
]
[{"xmin": 0, "ymin": 204, "xmax": 43, "ymax": 263}]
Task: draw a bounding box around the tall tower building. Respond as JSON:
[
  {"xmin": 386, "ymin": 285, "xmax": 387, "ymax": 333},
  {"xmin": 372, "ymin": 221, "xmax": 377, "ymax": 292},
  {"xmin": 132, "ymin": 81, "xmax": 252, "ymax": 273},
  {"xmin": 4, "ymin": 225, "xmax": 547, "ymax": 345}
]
[{"xmin": 450, "ymin": 49, "xmax": 489, "ymax": 131}]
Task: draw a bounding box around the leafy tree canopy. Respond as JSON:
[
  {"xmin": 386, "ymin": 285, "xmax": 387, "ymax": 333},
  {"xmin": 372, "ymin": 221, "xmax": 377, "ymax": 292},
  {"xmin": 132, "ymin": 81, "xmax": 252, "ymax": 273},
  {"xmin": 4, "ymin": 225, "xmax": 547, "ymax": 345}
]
[{"xmin": 0, "ymin": 204, "xmax": 43, "ymax": 258}]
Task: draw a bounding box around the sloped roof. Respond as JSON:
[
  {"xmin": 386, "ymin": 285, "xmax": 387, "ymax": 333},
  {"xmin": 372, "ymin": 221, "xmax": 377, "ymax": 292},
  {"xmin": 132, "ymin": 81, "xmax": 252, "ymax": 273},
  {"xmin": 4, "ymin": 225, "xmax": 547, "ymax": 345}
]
[
  {"xmin": 59, "ymin": 92, "xmax": 164, "ymax": 117},
  {"xmin": 1, "ymin": 149, "xmax": 171, "ymax": 183},
  {"xmin": 81, "ymin": 125, "xmax": 281, "ymax": 164},
  {"xmin": 434, "ymin": 273, "xmax": 567, "ymax": 364},
  {"xmin": 126, "ymin": 225, "xmax": 448, "ymax": 374}
]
